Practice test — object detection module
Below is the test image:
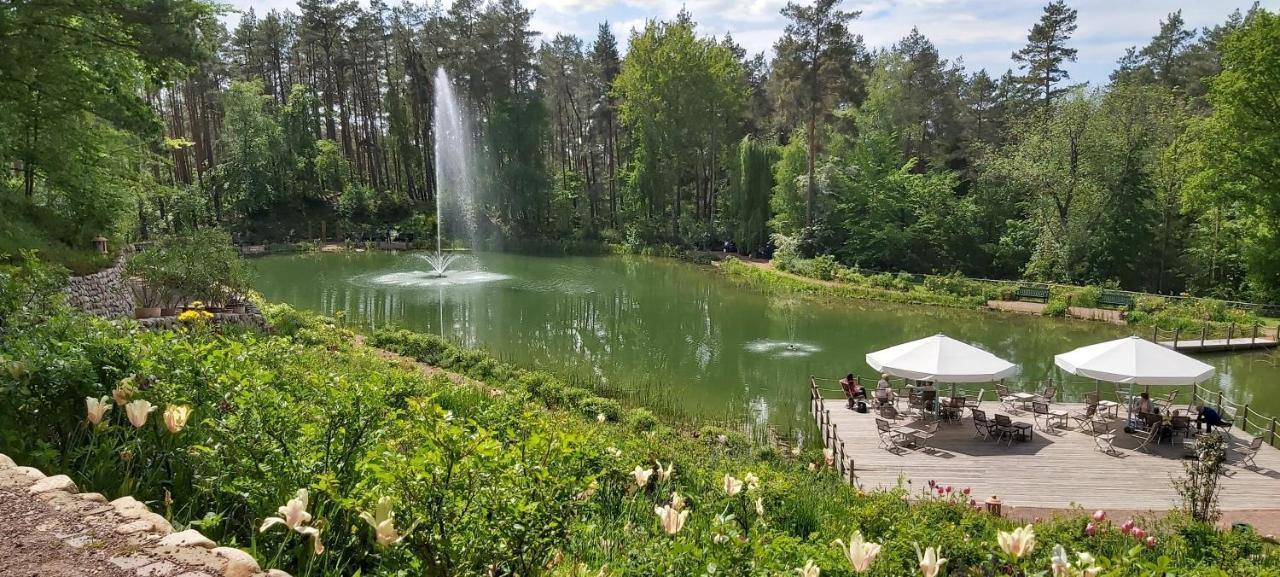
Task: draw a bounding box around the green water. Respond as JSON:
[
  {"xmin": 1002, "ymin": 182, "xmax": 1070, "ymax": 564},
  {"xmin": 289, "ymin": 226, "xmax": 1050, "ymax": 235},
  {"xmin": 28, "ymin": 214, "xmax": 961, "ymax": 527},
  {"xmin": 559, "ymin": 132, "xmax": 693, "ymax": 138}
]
[{"xmin": 251, "ymin": 251, "xmax": 1280, "ymax": 432}]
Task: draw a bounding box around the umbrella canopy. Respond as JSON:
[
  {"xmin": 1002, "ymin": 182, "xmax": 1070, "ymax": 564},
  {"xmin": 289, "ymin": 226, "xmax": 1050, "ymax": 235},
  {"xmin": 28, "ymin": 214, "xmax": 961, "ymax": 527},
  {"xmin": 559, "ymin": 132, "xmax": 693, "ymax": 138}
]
[
  {"xmin": 866, "ymin": 334, "xmax": 1019, "ymax": 382},
  {"xmin": 1054, "ymin": 336, "xmax": 1215, "ymax": 385}
]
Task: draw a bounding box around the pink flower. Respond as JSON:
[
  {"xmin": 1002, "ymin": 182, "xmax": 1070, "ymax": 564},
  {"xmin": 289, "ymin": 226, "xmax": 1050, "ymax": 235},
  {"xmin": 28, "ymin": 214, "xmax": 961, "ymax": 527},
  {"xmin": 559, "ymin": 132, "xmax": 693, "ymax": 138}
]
[
  {"xmin": 944, "ymin": 485, "xmax": 953, "ymax": 494},
  {"xmin": 962, "ymin": 487, "xmax": 971, "ymax": 496},
  {"xmin": 969, "ymin": 499, "xmax": 977, "ymax": 507},
  {"xmin": 1092, "ymin": 510, "xmax": 1106, "ymax": 522},
  {"xmin": 1145, "ymin": 536, "xmax": 1157, "ymax": 548},
  {"xmin": 936, "ymin": 487, "xmax": 944, "ymax": 495},
  {"xmin": 928, "ymin": 480, "xmax": 936, "ymax": 488},
  {"xmin": 1085, "ymin": 523, "xmax": 1096, "ymax": 536},
  {"xmin": 1120, "ymin": 520, "xmax": 1135, "ymax": 535},
  {"xmin": 1132, "ymin": 528, "xmax": 1146, "ymax": 540}
]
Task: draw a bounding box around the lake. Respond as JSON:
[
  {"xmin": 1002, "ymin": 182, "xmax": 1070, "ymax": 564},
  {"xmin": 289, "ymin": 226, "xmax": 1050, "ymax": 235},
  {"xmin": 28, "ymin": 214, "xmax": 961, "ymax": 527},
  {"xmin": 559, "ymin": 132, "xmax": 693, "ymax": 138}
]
[{"xmin": 252, "ymin": 251, "xmax": 1280, "ymax": 435}]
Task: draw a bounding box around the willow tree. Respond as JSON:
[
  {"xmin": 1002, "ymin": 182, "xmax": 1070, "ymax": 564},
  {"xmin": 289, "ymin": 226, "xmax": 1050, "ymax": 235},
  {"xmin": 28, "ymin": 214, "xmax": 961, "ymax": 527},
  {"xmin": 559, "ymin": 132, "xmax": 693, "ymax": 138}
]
[{"xmin": 727, "ymin": 136, "xmax": 775, "ymax": 254}]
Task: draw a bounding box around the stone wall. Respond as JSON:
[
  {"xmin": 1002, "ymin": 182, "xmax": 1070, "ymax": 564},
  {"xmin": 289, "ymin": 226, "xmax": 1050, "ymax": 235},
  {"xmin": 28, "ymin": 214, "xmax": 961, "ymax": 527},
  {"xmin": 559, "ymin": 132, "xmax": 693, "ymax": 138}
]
[
  {"xmin": 65, "ymin": 256, "xmax": 135, "ymax": 318},
  {"xmin": 0, "ymin": 452, "xmax": 289, "ymax": 577}
]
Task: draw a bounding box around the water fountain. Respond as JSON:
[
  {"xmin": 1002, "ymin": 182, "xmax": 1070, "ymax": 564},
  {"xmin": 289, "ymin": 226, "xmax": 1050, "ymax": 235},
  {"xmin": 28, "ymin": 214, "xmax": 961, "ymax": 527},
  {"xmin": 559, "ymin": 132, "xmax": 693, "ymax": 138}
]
[{"xmin": 356, "ymin": 68, "xmax": 510, "ymax": 289}]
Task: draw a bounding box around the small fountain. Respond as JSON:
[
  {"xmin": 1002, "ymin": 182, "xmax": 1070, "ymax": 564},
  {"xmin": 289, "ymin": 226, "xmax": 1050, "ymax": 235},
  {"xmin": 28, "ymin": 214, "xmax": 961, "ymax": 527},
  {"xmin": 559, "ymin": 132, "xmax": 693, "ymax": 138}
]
[{"xmin": 422, "ymin": 252, "xmax": 459, "ymax": 278}]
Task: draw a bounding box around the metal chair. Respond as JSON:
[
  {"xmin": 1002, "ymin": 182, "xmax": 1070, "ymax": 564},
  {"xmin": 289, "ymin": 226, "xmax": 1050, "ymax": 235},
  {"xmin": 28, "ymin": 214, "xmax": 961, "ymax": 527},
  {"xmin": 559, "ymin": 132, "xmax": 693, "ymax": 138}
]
[
  {"xmin": 875, "ymin": 418, "xmax": 912, "ymax": 453},
  {"xmin": 1036, "ymin": 386, "xmax": 1058, "ymax": 404},
  {"xmin": 1090, "ymin": 419, "xmax": 1120, "ymax": 456},
  {"xmin": 966, "ymin": 388, "xmax": 985, "ymax": 411},
  {"xmin": 942, "ymin": 396, "xmax": 966, "ymax": 423},
  {"xmin": 1070, "ymin": 402, "xmax": 1099, "ymax": 429},
  {"xmin": 1168, "ymin": 415, "xmax": 1192, "ymax": 442},
  {"xmin": 1032, "ymin": 401, "xmax": 1069, "ymax": 432},
  {"xmin": 879, "ymin": 404, "xmax": 905, "ymax": 423},
  {"xmin": 995, "ymin": 384, "xmax": 1019, "ymax": 412},
  {"xmin": 971, "ymin": 408, "xmax": 994, "ymax": 440},
  {"xmin": 1236, "ymin": 436, "xmax": 1264, "ymax": 467},
  {"xmin": 1133, "ymin": 420, "xmax": 1165, "ymax": 452},
  {"xmin": 908, "ymin": 421, "xmax": 940, "ymax": 449},
  {"xmin": 992, "ymin": 414, "xmax": 1018, "ymax": 446}
]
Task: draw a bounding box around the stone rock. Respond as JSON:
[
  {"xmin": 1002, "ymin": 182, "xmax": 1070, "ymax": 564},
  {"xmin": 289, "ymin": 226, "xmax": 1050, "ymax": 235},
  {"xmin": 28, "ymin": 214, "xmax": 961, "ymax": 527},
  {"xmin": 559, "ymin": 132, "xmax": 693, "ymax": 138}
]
[
  {"xmin": 265, "ymin": 570, "xmax": 292, "ymax": 577},
  {"xmin": 0, "ymin": 453, "xmax": 14, "ymax": 469},
  {"xmin": 29, "ymin": 474, "xmax": 77, "ymax": 494},
  {"xmin": 109, "ymin": 555, "xmax": 155, "ymax": 571},
  {"xmin": 116, "ymin": 519, "xmax": 158, "ymax": 535},
  {"xmin": 80, "ymin": 492, "xmax": 109, "ymax": 503},
  {"xmin": 137, "ymin": 560, "xmax": 179, "ymax": 577},
  {"xmin": 212, "ymin": 547, "xmax": 260, "ymax": 577},
  {"xmin": 174, "ymin": 573, "xmax": 216, "ymax": 577},
  {"xmin": 13, "ymin": 466, "xmax": 46, "ymax": 480},
  {"xmin": 159, "ymin": 529, "xmax": 216, "ymax": 548},
  {"xmin": 142, "ymin": 511, "xmax": 175, "ymax": 535},
  {"xmin": 112, "ymin": 496, "xmax": 151, "ymax": 518}
]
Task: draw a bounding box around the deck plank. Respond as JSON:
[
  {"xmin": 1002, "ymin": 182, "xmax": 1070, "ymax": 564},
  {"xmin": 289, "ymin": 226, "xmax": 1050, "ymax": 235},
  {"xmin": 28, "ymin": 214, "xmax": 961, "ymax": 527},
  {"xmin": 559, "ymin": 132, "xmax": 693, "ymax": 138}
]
[{"xmin": 819, "ymin": 401, "xmax": 1280, "ymax": 511}]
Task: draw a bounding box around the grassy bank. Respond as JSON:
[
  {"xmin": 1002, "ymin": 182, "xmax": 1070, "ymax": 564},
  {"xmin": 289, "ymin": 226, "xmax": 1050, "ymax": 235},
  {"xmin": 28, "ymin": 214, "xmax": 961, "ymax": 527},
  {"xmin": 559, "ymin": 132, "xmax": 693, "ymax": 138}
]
[
  {"xmin": 722, "ymin": 257, "xmax": 1269, "ymax": 332},
  {"xmin": 2, "ymin": 255, "xmax": 1277, "ymax": 575},
  {"xmin": 1, "ymin": 194, "xmax": 112, "ymax": 275}
]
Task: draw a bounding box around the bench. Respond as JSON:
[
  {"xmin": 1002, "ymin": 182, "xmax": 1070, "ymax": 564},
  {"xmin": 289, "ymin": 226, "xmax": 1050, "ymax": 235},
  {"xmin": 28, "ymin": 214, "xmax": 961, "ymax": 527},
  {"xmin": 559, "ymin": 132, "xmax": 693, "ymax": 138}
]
[
  {"xmin": 1098, "ymin": 291, "xmax": 1134, "ymax": 310},
  {"xmin": 1015, "ymin": 286, "xmax": 1050, "ymax": 303}
]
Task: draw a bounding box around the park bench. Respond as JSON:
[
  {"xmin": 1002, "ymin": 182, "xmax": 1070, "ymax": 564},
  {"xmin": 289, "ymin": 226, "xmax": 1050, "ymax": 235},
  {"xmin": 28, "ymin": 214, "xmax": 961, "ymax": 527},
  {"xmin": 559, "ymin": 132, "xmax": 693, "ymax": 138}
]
[
  {"xmin": 1097, "ymin": 291, "xmax": 1134, "ymax": 310},
  {"xmin": 1015, "ymin": 286, "xmax": 1050, "ymax": 303}
]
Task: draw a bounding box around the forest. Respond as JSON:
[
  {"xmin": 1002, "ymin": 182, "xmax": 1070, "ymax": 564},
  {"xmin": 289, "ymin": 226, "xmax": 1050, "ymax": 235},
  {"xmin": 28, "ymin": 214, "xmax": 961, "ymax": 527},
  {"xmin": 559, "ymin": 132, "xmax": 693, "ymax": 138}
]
[{"xmin": 3, "ymin": 0, "xmax": 1280, "ymax": 301}]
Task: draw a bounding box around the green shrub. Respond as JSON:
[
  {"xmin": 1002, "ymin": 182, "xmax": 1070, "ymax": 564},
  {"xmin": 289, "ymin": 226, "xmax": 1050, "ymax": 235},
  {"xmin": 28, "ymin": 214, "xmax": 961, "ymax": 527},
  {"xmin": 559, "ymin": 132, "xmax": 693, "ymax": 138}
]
[
  {"xmin": 581, "ymin": 396, "xmax": 623, "ymax": 422},
  {"xmin": 625, "ymin": 407, "xmax": 659, "ymax": 432},
  {"xmin": 1043, "ymin": 297, "xmax": 1070, "ymax": 317}
]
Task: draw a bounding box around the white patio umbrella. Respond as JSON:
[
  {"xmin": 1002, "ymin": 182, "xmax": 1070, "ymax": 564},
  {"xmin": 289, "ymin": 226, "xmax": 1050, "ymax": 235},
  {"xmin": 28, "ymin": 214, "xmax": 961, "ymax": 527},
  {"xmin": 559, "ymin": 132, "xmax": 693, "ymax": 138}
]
[
  {"xmin": 866, "ymin": 334, "xmax": 1019, "ymax": 383},
  {"xmin": 1054, "ymin": 336, "xmax": 1214, "ymax": 386}
]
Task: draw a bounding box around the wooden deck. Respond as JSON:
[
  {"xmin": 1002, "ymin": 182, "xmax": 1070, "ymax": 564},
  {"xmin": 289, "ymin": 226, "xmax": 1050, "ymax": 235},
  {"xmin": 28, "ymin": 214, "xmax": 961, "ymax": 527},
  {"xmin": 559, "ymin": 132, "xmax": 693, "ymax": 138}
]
[
  {"xmin": 1158, "ymin": 337, "xmax": 1278, "ymax": 353},
  {"xmin": 821, "ymin": 401, "xmax": 1280, "ymax": 511}
]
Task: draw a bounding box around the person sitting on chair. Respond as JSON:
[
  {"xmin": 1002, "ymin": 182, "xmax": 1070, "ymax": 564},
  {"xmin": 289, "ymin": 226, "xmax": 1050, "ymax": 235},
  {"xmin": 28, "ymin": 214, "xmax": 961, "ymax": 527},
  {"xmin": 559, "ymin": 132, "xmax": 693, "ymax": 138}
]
[
  {"xmin": 874, "ymin": 374, "xmax": 892, "ymax": 406},
  {"xmin": 1136, "ymin": 392, "xmax": 1155, "ymax": 415},
  {"xmin": 839, "ymin": 373, "xmax": 865, "ymax": 408},
  {"xmin": 1194, "ymin": 405, "xmax": 1229, "ymax": 432}
]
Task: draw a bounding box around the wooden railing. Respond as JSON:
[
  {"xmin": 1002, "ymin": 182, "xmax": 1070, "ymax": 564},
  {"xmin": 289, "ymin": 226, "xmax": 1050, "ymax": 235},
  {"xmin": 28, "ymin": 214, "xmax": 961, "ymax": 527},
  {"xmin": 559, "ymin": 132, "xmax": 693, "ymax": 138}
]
[
  {"xmin": 809, "ymin": 377, "xmax": 857, "ymax": 487},
  {"xmin": 1151, "ymin": 322, "xmax": 1280, "ymax": 348}
]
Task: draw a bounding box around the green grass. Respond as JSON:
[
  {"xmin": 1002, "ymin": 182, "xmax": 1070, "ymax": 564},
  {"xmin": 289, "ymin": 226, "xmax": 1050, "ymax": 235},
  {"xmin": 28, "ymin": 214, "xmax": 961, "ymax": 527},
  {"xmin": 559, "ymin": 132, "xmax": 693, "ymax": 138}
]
[{"xmin": 0, "ymin": 194, "xmax": 112, "ymax": 275}]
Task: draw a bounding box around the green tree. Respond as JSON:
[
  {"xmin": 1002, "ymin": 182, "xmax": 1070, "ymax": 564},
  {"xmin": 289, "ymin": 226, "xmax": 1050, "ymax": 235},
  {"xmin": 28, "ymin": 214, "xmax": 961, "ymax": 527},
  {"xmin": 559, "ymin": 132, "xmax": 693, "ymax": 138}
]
[{"xmin": 1011, "ymin": 0, "xmax": 1078, "ymax": 109}]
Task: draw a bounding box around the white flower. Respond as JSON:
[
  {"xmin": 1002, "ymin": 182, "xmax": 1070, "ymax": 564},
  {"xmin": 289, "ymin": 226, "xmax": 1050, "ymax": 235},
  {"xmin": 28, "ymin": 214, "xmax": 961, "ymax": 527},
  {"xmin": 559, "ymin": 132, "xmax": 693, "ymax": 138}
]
[
  {"xmin": 260, "ymin": 489, "xmax": 313, "ymax": 532},
  {"xmin": 834, "ymin": 531, "xmax": 882, "ymax": 572},
  {"xmin": 823, "ymin": 448, "xmax": 835, "ymax": 466},
  {"xmin": 359, "ymin": 496, "xmax": 405, "ymax": 546},
  {"xmin": 124, "ymin": 399, "xmax": 156, "ymax": 428},
  {"xmin": 597, "ymin": 413, "xmax": 607, "ymax": 423},
  {"xmin": 997, "ymin": 524, "xmax": 1036, "ymax": 558},
  {"xmin": 722, "ymin": 474, "xmax": 743, "ymax": 497},
  {"xmin": 655, "ymin": 460, "xmax": 674, "ymax": 482},
  {"xmin": 743, "ymin": 472, "xmax": 759, "ymax": 491},
  {"xmin": 654, "ymin": 504, "xmax": 689, "ymax": 535},
  {"xmin": 670, "ymin": 491, "xmax": 686, "ymax": 511},
  {"xmin": 795, "ymin": 560, "xmax": 820, "ymax": 577},
  {"xmin": 162, "ymin": 405, "xmax": 191, "ymax": 434},
  {"xmin": 916, "ymin": 545, "xmax": 946, "ymax": 577},
  {"xmin": 632, "ymin": 466, "xmax": 654, "ymax": 488},
  {"xmin": 754, "ymin": 496, "xmax": 765, "ymax": 516},
  {"xmin": 605, "ymin": 447, "xmax": 622, "ymax": 458},
  {"xmin": 1051, "ymin": 544, "xmax": 1071, "ymax": 577},
  {"xmin": 85, "ymin": 396, "xmax": 111, "ymax": 425}
]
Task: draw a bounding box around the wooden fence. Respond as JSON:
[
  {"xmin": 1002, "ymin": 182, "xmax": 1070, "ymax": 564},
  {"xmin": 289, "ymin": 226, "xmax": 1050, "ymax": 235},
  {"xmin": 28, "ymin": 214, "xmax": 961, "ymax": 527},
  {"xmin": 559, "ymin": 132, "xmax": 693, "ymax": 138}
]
[{"xmin": 809, "ymin": 377, "xmax": 858, "ymax": 487}]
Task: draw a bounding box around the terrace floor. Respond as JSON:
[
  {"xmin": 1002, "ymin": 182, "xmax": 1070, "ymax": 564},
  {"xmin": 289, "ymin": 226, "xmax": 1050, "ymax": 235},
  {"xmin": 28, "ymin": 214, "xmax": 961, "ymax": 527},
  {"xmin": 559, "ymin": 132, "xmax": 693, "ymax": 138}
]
[{"xmin": 824, "ymin": 401, "xmax": 1280, "ymax": 511}]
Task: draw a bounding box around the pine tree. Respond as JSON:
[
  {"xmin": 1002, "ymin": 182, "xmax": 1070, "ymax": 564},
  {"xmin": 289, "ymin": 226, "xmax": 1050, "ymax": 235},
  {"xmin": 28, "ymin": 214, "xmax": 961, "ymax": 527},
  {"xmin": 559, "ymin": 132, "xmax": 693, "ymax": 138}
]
[{"xmin": 1012, "ymin": 0, "xmax": 1078, "ymax": 109}]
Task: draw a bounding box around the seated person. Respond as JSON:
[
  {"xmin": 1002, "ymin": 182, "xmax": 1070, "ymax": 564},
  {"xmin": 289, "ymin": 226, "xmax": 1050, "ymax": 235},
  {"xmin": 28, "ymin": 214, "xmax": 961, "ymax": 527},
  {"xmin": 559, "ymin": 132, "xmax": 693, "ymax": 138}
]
[
  {"xmin": 874, "ymin": 373, "xmax": 893, "ymax": 405},
  {"xmin": 839, "ymin": 373, "xmax": 865, "ymax": 408},
  {"xmin": 1194, "ymin": 405, "xmax": 1229, "ymax": 432},
  {"xmin": 1135, "ymin": 392, "xmax": 1156, "ymax": 415}
]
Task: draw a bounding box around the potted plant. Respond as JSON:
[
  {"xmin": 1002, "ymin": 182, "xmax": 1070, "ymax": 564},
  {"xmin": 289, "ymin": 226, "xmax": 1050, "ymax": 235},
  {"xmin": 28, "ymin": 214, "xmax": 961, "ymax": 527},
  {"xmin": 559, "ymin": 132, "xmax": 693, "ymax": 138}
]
[{"xmin": 125, "ymin": 250, "xmax": 164, "ymax": 319}]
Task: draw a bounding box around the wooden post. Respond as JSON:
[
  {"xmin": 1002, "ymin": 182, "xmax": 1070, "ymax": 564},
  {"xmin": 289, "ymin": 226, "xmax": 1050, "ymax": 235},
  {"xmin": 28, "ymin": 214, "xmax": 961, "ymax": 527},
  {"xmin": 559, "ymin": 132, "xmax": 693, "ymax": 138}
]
[
  {"xmin": 1253, "ymin": 323, "xmax": 1259, "ymax": 345},
  {"xmin": 1152, "ymin": 326, "xmax": 1159, "ymax": 342},
  {"xmin": 1241, "ymin": 405, "xmax": 1249, "ymax": 435},
  {"xmin": 1216, "ymin": 391, "xmax": 1223, "ymax": 412},
  {"xmin": 1201, "ymin": 324, "xmax": 1208, "ymax": 347},
  {"xmin": 1173, "ymin": 327, "xmax": 1180, "ymax": 348},
  {"xmin": 1228, "ymin": 322, "xmax": 1235, "ymax": 347},
  {"xmin": 1270, "ymin": 418, "xmax": 1277, "ymax": 447},
  {"xmin": 848, "ymin": 458, "xmax": 857, "ymax": 486}
]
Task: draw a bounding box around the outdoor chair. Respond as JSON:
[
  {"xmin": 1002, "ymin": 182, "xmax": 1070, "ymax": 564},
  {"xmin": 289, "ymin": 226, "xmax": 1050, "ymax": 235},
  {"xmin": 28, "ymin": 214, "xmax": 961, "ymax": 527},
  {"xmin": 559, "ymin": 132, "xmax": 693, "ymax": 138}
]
[
  {"xmin": 966, "ymin": 389, "xmax": 985, "ymax": 411},
  {"xmin": 1032, "ymin": 401, "xmax": 1069, "ymax": 432},
  {"xmin": 1085, "ymin": 392, "xmax": 1099, "ymax": 405},
  {"xmin": 996, "ymin": 384, "xmax": 1020, "ymax": 412},
  {"xmin": 1070, "ymin": 401, "xmax": 1099, "ymax": 429},
  {"xmin": 1133, "ymin": 420, "xmax": 1165, "ymax": 452},
  {"xmin": 1168, "ymin": 415, "xmax": 1192, "ymax": 443},
  {"xmin": 1089, "ymin": 419, "xmax": 1120, "ymax": 456},
  {"xmin": 993, "ymin": 414, "xmax": 1018, "ymax": 446},
  {"xmin": 879, "ymin": 404, "xmax": 905, "ymax": 423},
  {"xmin": 1236, "ymin": 436, "xmax": 1264, "ymax": 468},
  {"xmin": 1156, "ymin": 391, "xmax": 1177, "ymax": 414},
  {"xmin": 971, "ymin": 408, "xmax": 994, "ymax": 441},
  {"xmin": 907, "ymin": 394, "xmax": 926, "ymax": 416},
  {"xmin": 942, "ymin": 396, "xmax": 966, "ymax": 423},
  {"xmin": 874, "ymin": 390, "xmax": 895, "ymax": 409},
  {"xmin": 876, "ymin": 418, "xmax": 912, "ymax": 453},
  {"xmin": 1036, "ymin": 386, "xmax": 1057, "ymax": 404},
  {"xmin": 908, "ymin": 421, "xmax": 940, "ymax": 449}
]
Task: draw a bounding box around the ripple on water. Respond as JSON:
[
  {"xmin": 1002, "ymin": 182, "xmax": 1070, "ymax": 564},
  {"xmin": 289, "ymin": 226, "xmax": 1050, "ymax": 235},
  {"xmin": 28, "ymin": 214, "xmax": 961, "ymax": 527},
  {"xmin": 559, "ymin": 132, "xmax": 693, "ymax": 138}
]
[
  {"xmin": 744, "ymin": 339, "xmax": 822, "ymax": 358},
  {"xmin": 353, "ymin": 270, "xmax": 512, "ymax": 288}
]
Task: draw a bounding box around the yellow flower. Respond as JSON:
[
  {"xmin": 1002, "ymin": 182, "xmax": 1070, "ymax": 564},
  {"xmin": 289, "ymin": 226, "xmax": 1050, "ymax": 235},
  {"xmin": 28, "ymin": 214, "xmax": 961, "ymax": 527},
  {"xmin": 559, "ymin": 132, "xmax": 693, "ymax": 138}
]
[
  {"xmin": 85, "ymin": 396, "xmax": 111, "ymax": 425},
  {"xmin": 997, "ymin": 524, "xmax": 1036, "ymax": 558},
  {"xmin": 722, "ymin": 474, "xmax": 743, "ymax": 497},
  {"xmin": 359, "ymin": 496, "xmax": 404, "ymax": 546},
  {"xmin": 163, "ymin": 405, "xmax": 192, "ymax": 433},
  {"xmin": 125, "ymin": 399, "xmax": 156, "ymax": 428},
  {"xmin": 654, "ymin": 504, "xmax": 688, "ymax": 535},
  {"xmin": 112, "ymin": 378, "xmax": 136, "ymax": 406},
  {"xmin": 834, "ymin": 530, "xmax": 882, "ymax": 572},
  {"xmin": 915, "ymin": 545, "xmax": 947, "ymax": 577},
  {"xmin": 795, "ymin": 560, "xmax": 820, "ymax": 577}
]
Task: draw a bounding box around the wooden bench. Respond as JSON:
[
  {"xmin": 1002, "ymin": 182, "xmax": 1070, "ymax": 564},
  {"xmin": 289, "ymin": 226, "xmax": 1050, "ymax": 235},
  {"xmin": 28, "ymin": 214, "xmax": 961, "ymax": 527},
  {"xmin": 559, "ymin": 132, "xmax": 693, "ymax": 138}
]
[
  {"xmin": 1015, "ymin": 286, "xmax": 1050, "ymax": 303},
  {"xmin": 1098, "ymin": 291, "xmax": 1134, "ymax": 310}
]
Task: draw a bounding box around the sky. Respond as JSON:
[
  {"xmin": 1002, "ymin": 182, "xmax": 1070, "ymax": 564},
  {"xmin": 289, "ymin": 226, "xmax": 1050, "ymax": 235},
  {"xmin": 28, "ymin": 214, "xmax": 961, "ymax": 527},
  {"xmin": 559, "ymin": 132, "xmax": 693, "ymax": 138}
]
[{"xmin": 222, "ymin": 0, "xmax": 1278, "ymax": 86}]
